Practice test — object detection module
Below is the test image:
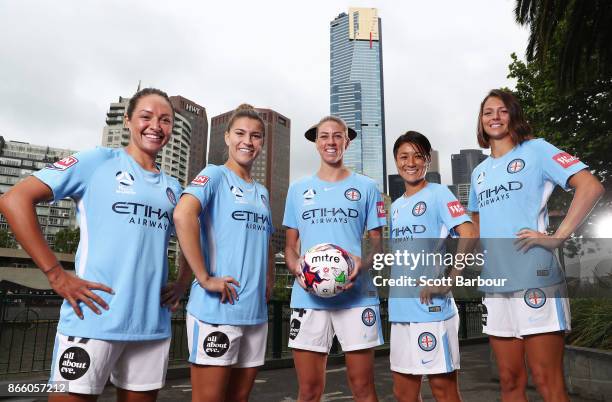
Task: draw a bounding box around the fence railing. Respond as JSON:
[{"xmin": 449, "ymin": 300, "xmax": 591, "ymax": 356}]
[{"xmin": 0, "ymin": 293, "xmax": 483, "ymax": 378}]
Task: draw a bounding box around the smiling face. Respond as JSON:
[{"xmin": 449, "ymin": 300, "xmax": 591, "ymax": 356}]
[
  {"xmin": 481, "ymin": 96, "xmax": 511, "ymax": 141},
  {"xmin": 395, "ymin": 142, "xmax": 428, "ymax": 185},
  {"xmin": 124, "ymin": 94, "xmax": 174, "ymax": 157},
  {"xmin": 224, "ymin": 117, "xmax": 264, "ymax": 168},
  {"xmin": 315, "ymin": 120, "xmax": 349, "ymax": 165}
]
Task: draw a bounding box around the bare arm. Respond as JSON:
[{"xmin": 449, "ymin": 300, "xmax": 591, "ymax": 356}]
[
  {"xmin": 173, "ymin": 194, "xmax": 238, "ymax": 303},
  {"xmin": 266, "ymin": 243, "xmax": 275, "ymax": 302},
  {"xmin": 0, "ymin": 176, "xmax": 113, "ymax": 318},
  {"xmin": 553, "ymin": 170, "xmax": 604, "ymax": 239},
  {"xmin": 516, "ymin": 170, "xmax": 604, "ymax": 250}
]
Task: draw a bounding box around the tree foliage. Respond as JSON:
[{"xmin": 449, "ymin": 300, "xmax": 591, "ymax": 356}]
[
  {"xmin": 0, "ymin": 227, "xmax": 16, "ymax": 248},
  {"xmin": 515, "ymin": 0, "xmax": 612, "ymax": 91},
  {"xmin": 52, "ymin": 228, "xmax": 80, "ymax": 254},
  {"xmin": 508, "ymin": 53, "xmax": 612, "ymax": 191}
]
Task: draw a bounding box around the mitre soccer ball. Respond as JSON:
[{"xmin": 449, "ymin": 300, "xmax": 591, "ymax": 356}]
[{"xmin": 301, "ymin": 243, "xmax": 354, "ymax": 298}]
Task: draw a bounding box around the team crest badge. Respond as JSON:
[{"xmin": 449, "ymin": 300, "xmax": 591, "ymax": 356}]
[
  {"xmin": 412, "ymin": 201, "xmax": 427, "ymax": 216},
  {"xmin": 524, "ymin": 288, "xmax": 546, "ymax": 309},
  {"xmin": 361, "ymin": 308, "xmax": 376, "ymax": 326},
  {"xmin": 344, "ymin": 188, "xmax": 361, "ymax": 201},
  {"xmin": 418, "ymin": 332, "xmax": 437, "ymax": 351},
  {"xmin": 507, "ymin": 158, "xmax": 525, "ymax": 173},
  {"xmin": 166, "ymin": 187, "xmax": 176, "ymax": 205},
  {"xmin": 261, "ymin": 194, "xmax": 268, "ymax": 206}
]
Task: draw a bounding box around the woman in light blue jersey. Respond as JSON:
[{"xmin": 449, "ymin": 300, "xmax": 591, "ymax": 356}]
[
  {"xmin": 283, "ymin": 116, "xmax": 387, "ymax": 402},
  {"xmin": 469, "ymin": 89, "xmax": 603, "ymax": 402},
  {"xmin": 389, "ymin": 131, "xmax": 474, "ymax": 402},
  {"xmin": 0, "ymin": 88, "xmax": 191, "ymax": 401},
  {"xmin": 174, "ymin": 104, "xmax": 273, "ymax": 402}
]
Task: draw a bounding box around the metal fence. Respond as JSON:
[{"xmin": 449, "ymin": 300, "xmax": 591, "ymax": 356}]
[{"xmin": 0, "ymin": 293, "xmax": 483, "ymax": 379}]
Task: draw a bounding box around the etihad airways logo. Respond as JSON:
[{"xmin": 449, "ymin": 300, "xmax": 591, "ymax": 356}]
[
  {"xmin": 477, "ymin": 181, "xmax": 523, "ymax": 207},
  {"xmin": 391, "ymin": 225, "xmax": 426, "ymax": 238},
  {"xmin": 112, "ymin": 202, "xmax": 172, "ymax": 230},
  {"xmin": 301, "ymin": 207, "xmax": 359, "ymax": 224},
  {"xmin": 231, "ymin": 210, "xmax": 271, "ymax": 232}
]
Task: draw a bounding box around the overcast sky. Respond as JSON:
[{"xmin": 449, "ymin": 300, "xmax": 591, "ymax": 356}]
[{"xmin": 0, "ymin": 0, "xmax": 528, "ymax": 185}]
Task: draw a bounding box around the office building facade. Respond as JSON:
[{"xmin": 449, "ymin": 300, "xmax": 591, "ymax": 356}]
[
  {"xmin": 0, "ymin": 137, "xmax": 77, "ymax": 247},
  {"xmin": 451, "ymin": 149, "xmax": 487, "ymax": 185},
  {"xmin": 330, "ymin": 7, "xmax": 387, "ymax": 193},
  {"xmin": 169, "ymin": 96, "xmax": 208, "ymax": 181},
  {"xmin": 209, "ymin": 108, "xmax": 290, "ymax": 252}
]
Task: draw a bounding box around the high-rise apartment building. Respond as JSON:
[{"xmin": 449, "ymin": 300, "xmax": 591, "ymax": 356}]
[
  {"xmin": 169, "ymin": 96, "xmax": 208, "ymax": 181},
  {"xmin": 101, "ymin": 94, "xmax": 206, "ymax": 187},
  {"xmin": 448, "ymin": 183, "xmax": 472, "ymax": 207},
  {"xmin": 209, "ymin": 108, "xmax": 290, "ymax": 252},
  {"xmin": 330, "ymin": 7, "xmax": 387, "ymax": 193},
  {"xmin": 388, "ymin": 174, "xmax": 404, "ymax": 202},
  {"xmin": 451, "ymin": 149, "xmax": 486, "ymax": 185},
  {"xmin": 0, "ymin": 137, "xmax": 77, "ymax": 247}
]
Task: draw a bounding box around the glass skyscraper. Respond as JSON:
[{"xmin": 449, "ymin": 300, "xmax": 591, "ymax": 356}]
[{"xmin": 330, "ymin": 7, "xmax": 387, "ymax": 193}]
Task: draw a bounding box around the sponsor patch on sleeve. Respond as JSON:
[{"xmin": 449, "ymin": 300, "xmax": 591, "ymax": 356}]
[
  {"xmin": 191, "ymin": 175, "xmax": 209, "ymax": 186},
  {"xmin": 376, "ymin": 201, "xmax": 386, "ymax": 218},
  {"xmin": 552, "ymin": 152, "xmax": 580, "ymax": 168},
  {"xmin": 46, "ymin": 156, "xmax": 78, "ymax": 171},
  {"xmin": 447, "ymin": 201, "xmax": 466, "ymax": 217}
]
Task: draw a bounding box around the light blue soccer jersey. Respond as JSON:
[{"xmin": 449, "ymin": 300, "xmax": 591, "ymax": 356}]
[
  {"xmin": 33, "ymin": 148, "xmax": 182, "ymax": 341},
  {"xmin": 389, "ymin": 183, "xmax": 470, "ymax": 323},
  {"xmin": 283, "ymin": 173, "xmax": 386, "ymax": 309},
  {"xmin": 468, "ymin": 139, "xmax": 587, "ymax": 291},
  {"xmin": 184, "ymin": 165, "xmax": 272, "ymax": 325}
]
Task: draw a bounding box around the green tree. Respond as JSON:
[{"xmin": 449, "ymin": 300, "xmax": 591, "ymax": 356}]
[
  {"xmin": 515, "ymin": 0, "xmax": 612, "ymax": 91},
  {"xmin": 0, "ymin": 227, "xmax": 16, "ymax": 248},
  {"xmin": 507, "ymin": 51, "xmax": 611, "ymax": 235},
  {"xmin": 52, "ymin": 228, "xmax": 80, "ymax": 253}
]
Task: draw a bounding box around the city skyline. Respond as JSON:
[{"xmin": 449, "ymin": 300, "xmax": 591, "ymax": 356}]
[
  {"xmin": 330, "ymin": 8, "xmax": 387, "ymax": 192},
  {"xmin": 0, "ymin": 1, "xmax": 528, "ymax": 185}
]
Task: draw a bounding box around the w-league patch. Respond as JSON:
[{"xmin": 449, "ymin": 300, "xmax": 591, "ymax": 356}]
[
  {"xmin": 46, "ymin": 156, "xmax": 78, "ymax": 171},
  {"xmin": 191, "ymin": 175, "xmax": 209, "ymax": 186}
]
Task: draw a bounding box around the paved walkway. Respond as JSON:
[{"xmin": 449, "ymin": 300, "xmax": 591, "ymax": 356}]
[{"xmin": 93, "ymin": 343, "xmax": 597, "ymax": 402}]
